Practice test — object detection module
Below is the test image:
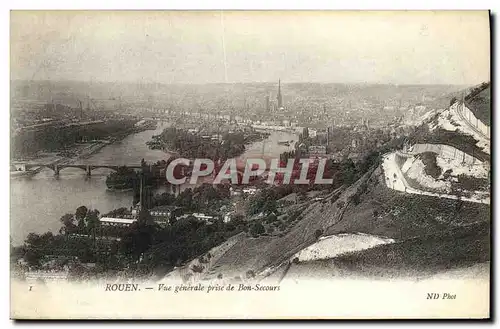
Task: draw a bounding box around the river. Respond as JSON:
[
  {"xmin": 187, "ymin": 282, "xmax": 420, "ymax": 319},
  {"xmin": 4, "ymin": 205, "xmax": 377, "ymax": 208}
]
[{"xmin": 10, "ymin": 126, "xmax": 298, "ymax": 246}]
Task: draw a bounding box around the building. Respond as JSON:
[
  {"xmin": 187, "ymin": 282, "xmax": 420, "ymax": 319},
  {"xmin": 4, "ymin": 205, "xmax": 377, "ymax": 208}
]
[
  {"xmin": 242, "ymin": 187, "xmax": 258, "ymax": 195},
  {"xmin": 99, "ymin": 217, "xmax": 136, "ymax": 227},
  {"xmin": 309, "ymin": 145, "xmax": 327, "ymax": 156},
  {"xmin": 178, "ymin": 213, "xmax": 215, "ymax": 223},
  {"xmin": 230, "ymin": 186, "xmax": 258, "ymax": 196},
  {"xmin": 148, "ymin": 205, "xmax": 182, "ymax": 226},
  {"xmin": 149, "ymin": 206, "xmax": 182, "ymax": 224},
  {"xmin": 149, "ymin": 205, "xmax": 180, "ymax": 218},
  {"xmin": 25, "ymin": 270, "xmax": 70, "ymax": 283},
  {"xmin": 192, "ymin": 213, "xmax": 215, "ymax": 221},
  {"xmin": 223, "ymin": 211, "xmax": 234, "ymax": 223},
  {"xmin": 229, "ymin": 187, "xmax": 242, "ymax": 197}
]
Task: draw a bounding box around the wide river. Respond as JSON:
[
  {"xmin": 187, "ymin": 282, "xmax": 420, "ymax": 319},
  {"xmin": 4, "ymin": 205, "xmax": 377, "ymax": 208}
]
[{"xmin": 10, "ymin": 126, "xmax": 297, "ymax": 245}]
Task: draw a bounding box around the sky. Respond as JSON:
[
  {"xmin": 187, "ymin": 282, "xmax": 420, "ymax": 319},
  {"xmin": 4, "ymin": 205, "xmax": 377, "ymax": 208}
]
[{"xmin": 10, "ymin": 10, "xmax": 490, "ymax": 85}]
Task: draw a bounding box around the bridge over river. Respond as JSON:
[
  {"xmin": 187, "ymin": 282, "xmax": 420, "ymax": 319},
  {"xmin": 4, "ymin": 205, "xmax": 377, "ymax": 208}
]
[{"xmin": 11, "ymin": 162, "xmax": 143, "ymax": 176}]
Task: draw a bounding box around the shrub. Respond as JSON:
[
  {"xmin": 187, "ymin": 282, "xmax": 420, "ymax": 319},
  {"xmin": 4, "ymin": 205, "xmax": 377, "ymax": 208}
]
[
  {"xmin": 250, "ymin": 223, "xmax": 265, "ymax": 237},
  {"xmin": 420, "ymin": 152, "xmax": 442, "ymax": 179},
  {"xmin": 352, "ymin": 193, "xmax": 361, "ymax": 205},
  {"xmin": 443, "ymin": 169, "xmax": 453, "ymax": 180},
  {"xmin": 264, "ymin": 214, "xmax": 278, "ymax": 223},
  {"xmin": 182, "ymin": 273, "xmax": 193, "ymax": 283},
  {"xmin": 278, "ymin": 221, "xmax": 287, "ymax": 231},
  {"xmin": 456, "ymin": 174, "xmax": 489, "ymax": 191},
  {"xmin": 191, "ymin": 264, "xmax": 204, "ymax": 273},
  {"xmin": 314, "ymin": 229, "xmax": 323, "ymax": 240}
]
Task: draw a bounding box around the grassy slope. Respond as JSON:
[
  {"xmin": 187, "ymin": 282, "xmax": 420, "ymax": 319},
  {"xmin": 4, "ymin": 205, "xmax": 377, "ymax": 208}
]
[
  {"xmin": 287, "ymin": 221, "xmax": 489, "ymax": 280},
  {"xmin": 198, "ymin": 116, "xmax": 491, "ymax": 279},
  {"xmin": 326, "ymin": 220, "xmax": 490, "ymax": 278},
  {"xmin": 326, "ymin": 167, "xmax": 490, "ymax": 240},
  {"xmin": 253, "ymin": 169, "xmax": 376, "ymax": 272},
  {"xmin": 206, "ymin": 236, "xmax": 274, "ymax": 279},
  {"xmin": 199, "ymin": 170, "xmax": 374, "ymax": 277},
  {"xmin": 298, "ymin": 166, "xmax": 491, "ymax": 278},
  {"xmin": 204, "ymin": 165, "xmax": 490, "ymax": 279}
]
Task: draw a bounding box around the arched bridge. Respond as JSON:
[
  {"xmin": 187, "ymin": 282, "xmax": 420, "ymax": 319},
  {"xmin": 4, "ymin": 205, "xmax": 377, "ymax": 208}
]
[{"xmin": 11, "ymin": 163, "xmax": 143, "ymax": 176}]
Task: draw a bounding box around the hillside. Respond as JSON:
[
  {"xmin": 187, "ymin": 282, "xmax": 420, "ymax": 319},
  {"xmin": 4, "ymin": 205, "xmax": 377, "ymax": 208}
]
[
  {"xmin": 325, "ymin": 166, "xmax": 489, "ymax": 239},
  {"xmin": 465, "ymin": 83, "xmax": 491, "ymax": 126},
  {"xmin": 159, "ymin": 84, "xmax": 491, "ymax": 284},
  {"xmin": 284, "ymin": 226, "xmax": 489, "ymax": 280},
  {"xmin": 162, "ymin": 160, "xmax": 489, "ymax": 284},
  {"xmin": 279, "ymin": 165, "xmax": 489, "ymax": 281}
]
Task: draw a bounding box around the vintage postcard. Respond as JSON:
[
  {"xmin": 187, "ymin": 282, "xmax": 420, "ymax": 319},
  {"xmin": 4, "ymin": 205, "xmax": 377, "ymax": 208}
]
[{"xmin": 9, "ymin": 10, "xmax": 491, "ymax": 319}]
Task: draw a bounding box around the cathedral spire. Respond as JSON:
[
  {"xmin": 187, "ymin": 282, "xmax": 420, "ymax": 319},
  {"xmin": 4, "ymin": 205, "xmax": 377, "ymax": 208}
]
[{"xmin": 277, "ymin": 79, "xmax": 283, "ymax": 109}]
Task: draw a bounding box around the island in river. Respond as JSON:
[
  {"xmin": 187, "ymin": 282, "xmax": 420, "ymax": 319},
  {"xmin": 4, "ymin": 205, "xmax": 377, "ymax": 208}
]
[{"xmin": 105, "ymin": 126, "xmax": 270, "ymax": 190}]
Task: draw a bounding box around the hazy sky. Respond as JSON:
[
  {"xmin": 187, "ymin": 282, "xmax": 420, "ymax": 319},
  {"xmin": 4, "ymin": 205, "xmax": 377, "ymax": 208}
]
[{"xmin": 10, "ymin": 11, "xmax": 490, "ymax": 85}]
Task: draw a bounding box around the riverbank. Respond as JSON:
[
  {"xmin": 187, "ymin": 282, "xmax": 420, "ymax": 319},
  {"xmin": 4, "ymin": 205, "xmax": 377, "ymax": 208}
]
[
  {"xmin": 10, "ymin": 129, "xmax": 297, "ymax": 246},
  {"xmin": 11, "ymin": 125, "xmax": 155, "ymax": 169}
]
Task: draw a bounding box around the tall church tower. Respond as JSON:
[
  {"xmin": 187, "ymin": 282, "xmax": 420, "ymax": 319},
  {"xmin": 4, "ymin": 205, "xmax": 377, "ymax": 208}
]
[{"xmin": 277, "ymin": 79, "xmax": 283, "ymax": 109}]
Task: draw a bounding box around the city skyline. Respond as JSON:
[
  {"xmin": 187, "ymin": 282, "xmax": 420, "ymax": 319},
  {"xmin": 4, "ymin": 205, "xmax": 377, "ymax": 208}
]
[{"xmin": 11, "ymin": 11, "xmax": 490, "ymax": 85}]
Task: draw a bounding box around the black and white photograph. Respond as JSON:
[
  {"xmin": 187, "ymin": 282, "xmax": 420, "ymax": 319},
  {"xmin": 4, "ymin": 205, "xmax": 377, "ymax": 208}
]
[{"xmin": 9, "ymin": 10, "xmax": 491, "ymax": 319}]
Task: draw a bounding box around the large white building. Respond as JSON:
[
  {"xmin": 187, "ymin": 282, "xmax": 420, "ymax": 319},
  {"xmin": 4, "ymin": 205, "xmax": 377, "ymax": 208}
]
[{"xmin": 99, "ymin": 217, "xmax": 136, "ymax": 227}]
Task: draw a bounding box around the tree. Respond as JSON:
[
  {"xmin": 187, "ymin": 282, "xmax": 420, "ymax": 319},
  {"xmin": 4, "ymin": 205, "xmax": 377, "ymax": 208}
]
[
  {"xmin": 138, "ymin": 209, "xmax": 154, "ymax": 226},
  {"xmin": 263, "ymin": 199, "xmax": 278, "ymax": 215},
  {"xmin": 176, "ymin": 188, "xmax": 194, "ymax": 209},
  {"xmin": 85, "ymin": 209, "xmax": 100, "ymax": 237},
  {"xmin": 298, "ymin": 190, "xmax": 307, "ymax": 202},
  {"xmin": 59, "ymin": 213, "xmax": 76, "ymax": 234},
  {"xmin": 24, "ymin": 249, "xmax": 41, "ymax": 268},
  {"xmin": 450, "ymin": 185, "xmax": 464, "ymax": 213},
  {"xmin": 352, "ymin": 193, "xmax": 361, "ymax": 205},
  {"xmin": 340, "ymin": 159, "xmax": 357, "ymax": 185},
  {"xmin": 77, "ymin": 217, "xmax": 86, "ymax": 233},
  {"xmin": 314, "ymin": 229, "xmax": 323, "ymax": 240},
  {"xmin": 246, "ymin": 270, "xmax": 255, "ymax": 279},
  {"xmin": 75, "ymin": 206, "xmax": 88, "ymax": 222},
  {"xmin": 250, "ymin": 223, "xmax": 265, "ymax": 237},
  {"xmin": 191, "ymin": 264, "xmax": 204, "ymax": 273},
  {"xmin": 265, "ymin": 214, "xmax": 278, "ymax": 224}
]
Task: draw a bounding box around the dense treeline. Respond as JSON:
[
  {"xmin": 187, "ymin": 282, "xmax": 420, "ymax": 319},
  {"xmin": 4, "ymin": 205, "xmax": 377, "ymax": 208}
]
[
  {"xmin": 11, "ymin": 119, "xmax": 138, "ymax": 158},
  {"xmin": 408, "ymin": 125, "xmax": 490, "ymax": 162},
  {"xmin": 105, "ymin": 158, "xmax": 189, "ymax": 191},
  {"xmin": 147, "ymin": 127, "xmax": 266, "ymax": 161},
  {"xmin": 13, "ymin": 198, "xmax": 248, "ymax": 278},
  {"xmin": 152, "ymin": 183, "xmax": 230, "ymax": 214}
]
